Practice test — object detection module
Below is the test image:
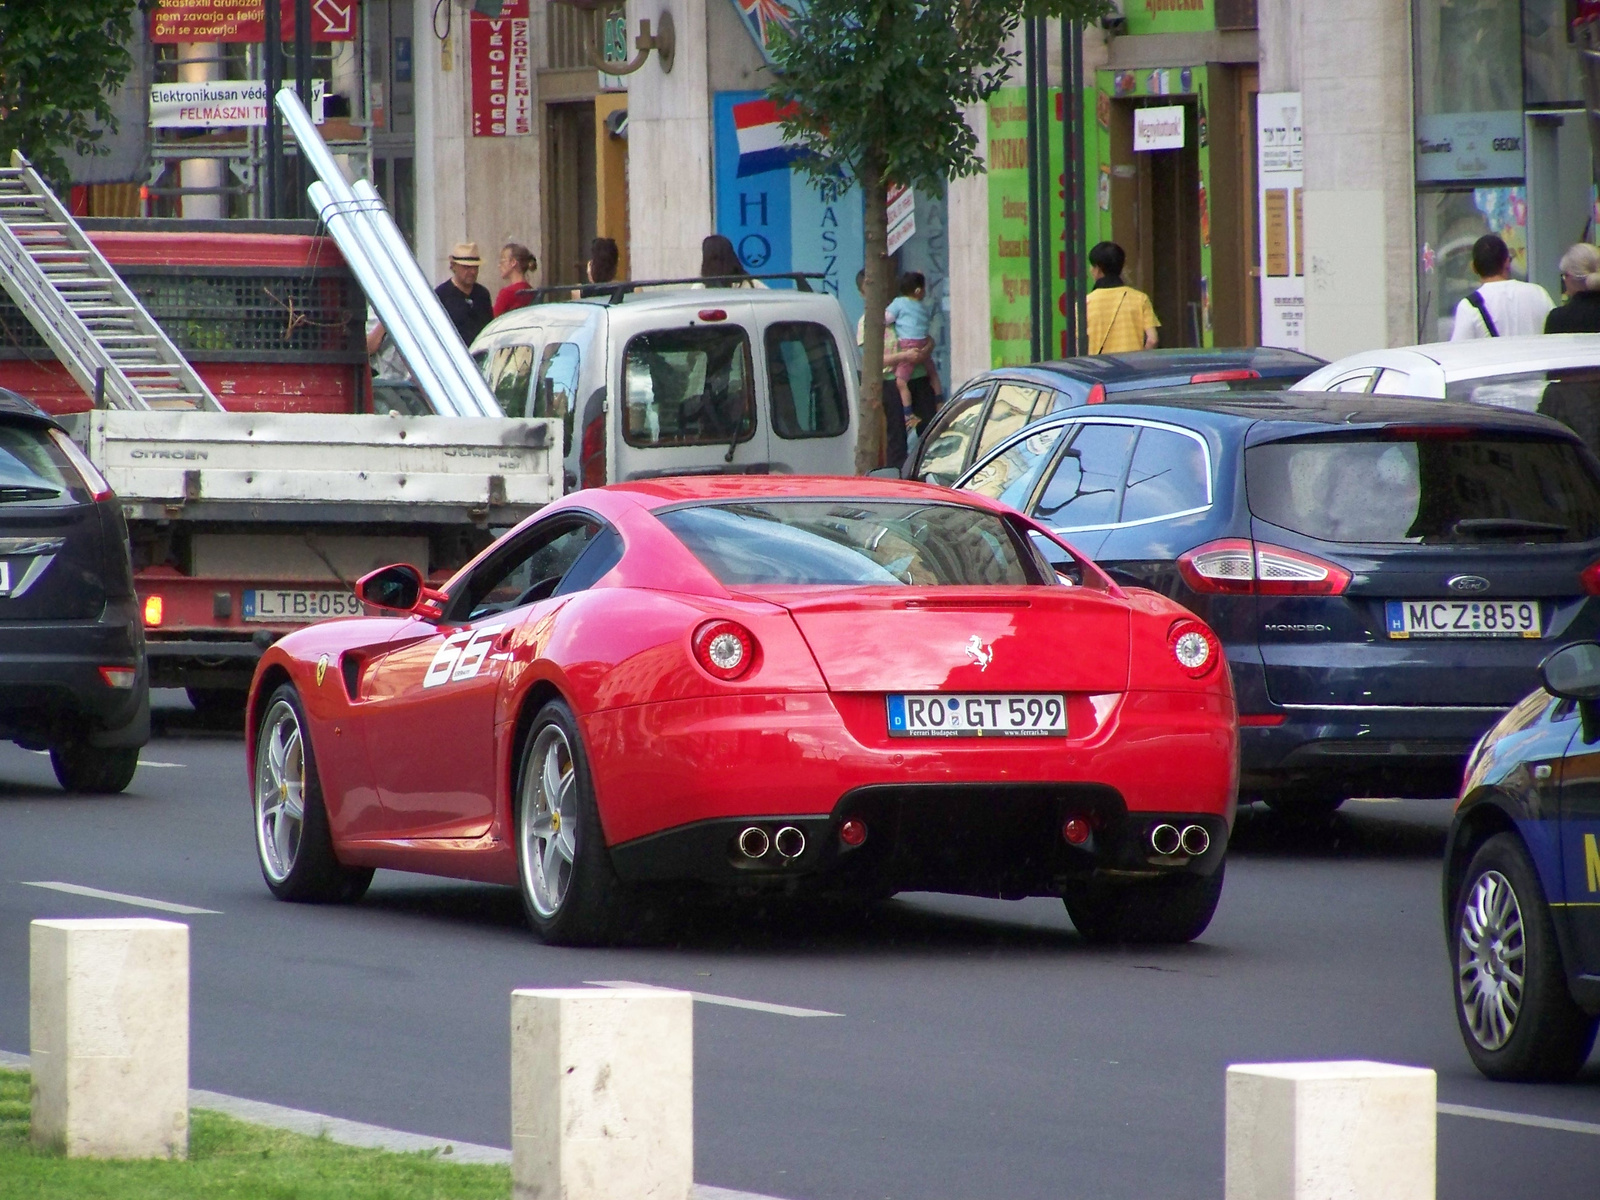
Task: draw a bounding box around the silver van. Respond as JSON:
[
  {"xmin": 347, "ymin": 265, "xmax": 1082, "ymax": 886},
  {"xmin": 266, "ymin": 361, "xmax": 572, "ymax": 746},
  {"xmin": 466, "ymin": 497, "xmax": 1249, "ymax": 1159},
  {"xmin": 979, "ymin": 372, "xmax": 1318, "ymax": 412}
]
[{"xmin": 470, "ymin": 287, "xmax": 860, "ymax": 489}]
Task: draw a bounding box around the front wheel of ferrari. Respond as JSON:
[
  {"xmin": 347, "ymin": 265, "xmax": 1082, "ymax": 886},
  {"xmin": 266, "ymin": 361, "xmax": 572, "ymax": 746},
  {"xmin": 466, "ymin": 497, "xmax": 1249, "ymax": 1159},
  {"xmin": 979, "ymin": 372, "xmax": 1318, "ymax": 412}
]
[
  {"xmin": 252, "ymin": 684, "xmax": 373, "ymax": 904},
  {"xmin": 515, "ymin": 700, "xmax": 630, "ymax": 945},
  {"xmin": 1063, "ymin": 861, "xmax": 1225, "ymax": 945}
]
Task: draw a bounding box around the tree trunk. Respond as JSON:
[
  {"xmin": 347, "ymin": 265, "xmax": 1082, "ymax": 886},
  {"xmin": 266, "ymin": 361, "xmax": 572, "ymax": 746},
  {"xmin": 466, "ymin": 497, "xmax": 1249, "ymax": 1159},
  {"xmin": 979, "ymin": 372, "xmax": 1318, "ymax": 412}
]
[{"xmin": 856, "ymin": 150, "xmax": 891, "ymax": 474}]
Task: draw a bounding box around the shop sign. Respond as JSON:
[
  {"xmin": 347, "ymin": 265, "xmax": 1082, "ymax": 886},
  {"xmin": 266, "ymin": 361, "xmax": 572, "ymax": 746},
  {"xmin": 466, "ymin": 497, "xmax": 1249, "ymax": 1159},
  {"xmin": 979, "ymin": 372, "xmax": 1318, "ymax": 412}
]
[
  {"xmin": 150, "ymin": 0, "xmax": 357, "ymax": 43},
  {"xmin": 150, "ymin": 79, "xmax": 323, "ymax": 128},
  {"xmin": 1256, "ymin": 91, "xmax": 1304, "ymax": 351},
  {"xmin": 886, "ymin": 184, "xmax": 916, "ymax": 255},
  {"xmin": 713, "ymin": 92, "xmax": 864, "ymax": 331},
  {"xmin": 1134, "ymin": 105, "xmax": 1185, "ymax": 152},
  {"xmin": 1416, "ymin": 111, "xmax": 1524, "ymax": 183},
  {"xmin": 1124, "ymin": 0, "xmax": 1212, "ymax": 36},
  {"xmin": 470, "ymin": 0, "xmax": 532, "ymax": 137}
]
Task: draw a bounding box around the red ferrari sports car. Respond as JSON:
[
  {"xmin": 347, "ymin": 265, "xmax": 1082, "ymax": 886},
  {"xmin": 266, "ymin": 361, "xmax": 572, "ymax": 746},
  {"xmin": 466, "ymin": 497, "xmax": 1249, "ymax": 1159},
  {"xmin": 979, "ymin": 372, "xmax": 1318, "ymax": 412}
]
[{"xmin": 246, "ymin": 476, "xmax": 1237, "ymax": 944}]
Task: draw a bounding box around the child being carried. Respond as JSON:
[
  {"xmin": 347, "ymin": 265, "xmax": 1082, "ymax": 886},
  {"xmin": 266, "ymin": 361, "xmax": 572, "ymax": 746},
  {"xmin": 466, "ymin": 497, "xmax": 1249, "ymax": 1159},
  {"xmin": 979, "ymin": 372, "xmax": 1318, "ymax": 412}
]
[{"xmin": 885, "ymin": 272, "xmax": 942, "ymax": 421}]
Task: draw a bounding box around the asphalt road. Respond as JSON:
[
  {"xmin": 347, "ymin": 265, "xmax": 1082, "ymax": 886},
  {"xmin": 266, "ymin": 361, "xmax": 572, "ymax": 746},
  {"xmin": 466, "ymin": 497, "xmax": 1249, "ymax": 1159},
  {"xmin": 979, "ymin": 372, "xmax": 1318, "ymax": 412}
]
[{"xmin": 2, "ymin": 703, "xmax": 1599, "ymax": 1199}]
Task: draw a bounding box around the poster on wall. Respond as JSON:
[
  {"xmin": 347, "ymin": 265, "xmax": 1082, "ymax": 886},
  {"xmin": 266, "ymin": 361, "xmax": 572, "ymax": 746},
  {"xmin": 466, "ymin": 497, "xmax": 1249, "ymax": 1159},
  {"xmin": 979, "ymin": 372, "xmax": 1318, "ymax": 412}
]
[
  {"xmin": 712, "ymin": 92, "xmax": 864, "ymax": 333},
  {"xmin": 150, "ymin": 0, "xmax": 356, "ymax": 42},
  {"xmin": 471, "ymin": 1, "xmax": 532, "ymax": 137},
  {"xmin": 987, "ymin": 92, "xmax": 1034, "ymax": 367},
  {"xmin": 1256, "ymin": 91, "xmax": 1305, "ymax": 351}
]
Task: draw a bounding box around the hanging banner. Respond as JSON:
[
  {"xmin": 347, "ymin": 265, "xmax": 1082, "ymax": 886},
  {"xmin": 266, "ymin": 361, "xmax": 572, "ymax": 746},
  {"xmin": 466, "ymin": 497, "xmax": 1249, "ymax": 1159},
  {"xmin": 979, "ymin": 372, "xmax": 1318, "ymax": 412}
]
[
  {"xmin": 150, "ymin": 79, "xmax": 323, "ymax": 128},
  {"xmin": 886, "ymin": 184, "xmax": 916, "ymax": 255},
  {"xmin": 1256, "ymin": 91, "xmax": 1305, "ymax": 350},
  {"xmin": 713, "ymin": 91, "xmax": 864, "ymax": 333},
  {"xmin": 1134, "ymin": 105, "xmax": 1185, "ymax": 152},
  {"xmin": 471, "ymin": 1, "xmax": 533, "ymax": 137},
  {"xmin": 150, "ymin": 0, "xmax": 357, "ymax": 43}
]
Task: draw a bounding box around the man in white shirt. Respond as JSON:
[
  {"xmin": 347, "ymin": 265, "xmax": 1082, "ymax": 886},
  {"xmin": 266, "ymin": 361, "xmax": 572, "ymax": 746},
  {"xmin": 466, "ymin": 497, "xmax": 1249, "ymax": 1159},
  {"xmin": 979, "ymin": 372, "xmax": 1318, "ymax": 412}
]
[{"xmin": 1450, "ymin": 234, "xmax": 1554, "ymax": 340}]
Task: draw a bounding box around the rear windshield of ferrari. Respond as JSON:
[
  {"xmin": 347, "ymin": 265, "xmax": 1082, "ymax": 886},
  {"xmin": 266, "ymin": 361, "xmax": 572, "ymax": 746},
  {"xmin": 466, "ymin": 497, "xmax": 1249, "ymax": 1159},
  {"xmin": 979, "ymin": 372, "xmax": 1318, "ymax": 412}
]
[
  {"xmin": 657, "ymin": 500, "xmax": 1041, "ymax": 586},
  {"xmin": 1246, "ymin": 432, "xmax": 1600, "ymax": 544}
]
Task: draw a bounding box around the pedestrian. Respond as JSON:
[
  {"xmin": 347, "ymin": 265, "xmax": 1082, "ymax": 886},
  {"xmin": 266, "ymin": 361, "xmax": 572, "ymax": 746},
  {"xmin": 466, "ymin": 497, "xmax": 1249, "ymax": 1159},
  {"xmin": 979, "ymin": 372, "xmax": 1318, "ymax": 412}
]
[
  {"xmin": 1451, "ymin": 234, "xmax": 1553, "ymax": 340},
  {"xmin": 885, "ymin": 272, "xmax": 943, "ymax": 415},
  {"xmin": 698, "ymin": 234, "xmax": 765, "ymax": 287},
  {"xmin": 857, "ymin": 269, "xmax": 928, "ymax": 469},
  {"xmin": 492, "ymin": 242, "xmax": 537, "ymax": 317},
  {"xmin": 577, "ymin": 237, "xmax": 621, "ymax": 297},
  {"xmin": 364, "ymin": 315, "xmax": 407, "ymax": 378},
  {"xmin": 1085, "ymin": 242, "xmax": 1159, "ymax": 354},
  {"xmin": 434, "ymin": 241, "xmax": 494, "ymax": 346},
  {"xmin": 1544, "ymin": 243, "xmax": 1600, "ymax": 334}
]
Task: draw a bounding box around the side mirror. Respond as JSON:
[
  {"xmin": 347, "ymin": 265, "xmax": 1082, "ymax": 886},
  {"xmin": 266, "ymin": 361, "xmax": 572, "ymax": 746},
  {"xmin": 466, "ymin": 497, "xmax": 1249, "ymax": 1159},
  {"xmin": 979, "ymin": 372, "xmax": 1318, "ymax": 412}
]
[
  {"xmin": 356, "ymin": 563, "xmax": 446, "ymax": 618},
  {"xmin": 1541, "ymin": 642, "xmax": 1600, "ymax": 700}
]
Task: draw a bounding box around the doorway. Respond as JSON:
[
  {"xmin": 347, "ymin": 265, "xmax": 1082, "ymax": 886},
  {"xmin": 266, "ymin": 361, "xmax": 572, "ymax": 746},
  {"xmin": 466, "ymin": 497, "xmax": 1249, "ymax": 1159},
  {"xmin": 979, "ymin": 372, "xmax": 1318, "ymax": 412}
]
[
  {"xmin": 1110, "ymin": 98, "xmax": 1203, "ymax": 348},
  {"xmin": 545, "ymin": 102, "xmax": 598, "ymax": 289}
]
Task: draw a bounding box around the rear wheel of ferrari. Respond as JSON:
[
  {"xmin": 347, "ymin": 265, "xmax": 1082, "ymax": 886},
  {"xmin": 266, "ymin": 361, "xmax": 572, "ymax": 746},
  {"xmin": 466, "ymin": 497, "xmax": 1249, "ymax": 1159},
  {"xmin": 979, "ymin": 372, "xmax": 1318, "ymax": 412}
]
[
  {"xmin": 1451, "ymin": 833, "xmax": 1597, "ymax": 1081},
  {"xmin": 1063, "ymin": 861, "xmax": 1225, "ymax": 945},
  {"xmin": 252, "ymin": 684, "xmax": 373, "ymax": 904},
  {"xmin": 515, "ymin": 700, "xmax": 630, "ymax": 945}
]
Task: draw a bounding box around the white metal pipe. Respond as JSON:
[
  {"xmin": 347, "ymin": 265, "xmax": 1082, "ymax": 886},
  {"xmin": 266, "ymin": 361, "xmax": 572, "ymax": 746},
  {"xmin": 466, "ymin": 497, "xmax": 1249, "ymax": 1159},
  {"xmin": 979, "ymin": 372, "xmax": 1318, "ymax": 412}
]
[
  {"xmin": 305, "ymin": 180, "xmax": 461, "ymax": 415},
  {"xmin": 352, "ymin": 179, "xmax": 502, "ymax": 417}
]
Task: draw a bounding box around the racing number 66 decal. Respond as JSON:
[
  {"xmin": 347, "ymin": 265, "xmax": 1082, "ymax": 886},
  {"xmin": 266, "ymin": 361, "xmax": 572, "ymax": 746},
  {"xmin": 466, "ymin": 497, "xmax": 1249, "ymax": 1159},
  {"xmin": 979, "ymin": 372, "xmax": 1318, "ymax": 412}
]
[{"xmin": 423, "ymin": 624, "xmax": 507, "ymax": 688}]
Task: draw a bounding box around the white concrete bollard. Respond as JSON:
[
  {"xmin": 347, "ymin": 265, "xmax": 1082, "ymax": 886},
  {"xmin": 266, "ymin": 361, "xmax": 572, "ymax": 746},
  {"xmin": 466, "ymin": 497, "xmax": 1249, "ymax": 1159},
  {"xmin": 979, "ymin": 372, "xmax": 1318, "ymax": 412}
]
[
  {"xmin": 1225, "ymin": 1061, "xmax": 1435, "ymax": 1200},
  {"xmin": 511, "ymin": 987, "xmax": 693, "ymax": 1200},
  {"xmin": 29, "ymin": 917, "xmax": 189, "ymax": 1160}
]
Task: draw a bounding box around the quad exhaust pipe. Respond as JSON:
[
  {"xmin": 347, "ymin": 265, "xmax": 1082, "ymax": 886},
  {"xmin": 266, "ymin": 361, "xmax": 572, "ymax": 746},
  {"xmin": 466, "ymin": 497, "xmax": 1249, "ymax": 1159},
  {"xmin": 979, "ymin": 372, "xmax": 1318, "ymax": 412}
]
[
  {"xmin": 1149, "ymin": 823, "xmax": 1211, "ymax": 857},
  {"xmin": 737, "ymin": 825, "xmax": 807, "ymax": 860}
]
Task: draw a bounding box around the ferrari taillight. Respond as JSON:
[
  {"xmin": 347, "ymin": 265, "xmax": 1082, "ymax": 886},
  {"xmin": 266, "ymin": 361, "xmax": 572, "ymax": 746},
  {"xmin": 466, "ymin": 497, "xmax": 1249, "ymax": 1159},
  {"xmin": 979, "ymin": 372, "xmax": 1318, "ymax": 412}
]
[
  {"xmin": 1177, "ymin": 539, "xmax": 1351, "ymax": 596},
  {"xmin": 693, "ymin": 620, "xmax": 756, "ymax": 680},
  {"xmin": 1168, "ymin": 618, "xmax": 1220, "ymax": 678}
]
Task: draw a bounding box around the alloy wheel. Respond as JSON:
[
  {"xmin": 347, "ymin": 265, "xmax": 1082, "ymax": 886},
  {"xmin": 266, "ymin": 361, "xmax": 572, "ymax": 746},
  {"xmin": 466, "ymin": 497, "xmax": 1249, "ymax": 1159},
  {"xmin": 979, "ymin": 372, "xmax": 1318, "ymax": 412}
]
[
  {"xmin": 255, "ymin": 700, "xmax": 306, "ymax": 883},
  {"xmin": 1458, "ymin": 869, "xmax": 1527, "ymax": 1051},
  {"xmin": 520, "ymin": 725, "xmax": 578, "ymax": 917}
]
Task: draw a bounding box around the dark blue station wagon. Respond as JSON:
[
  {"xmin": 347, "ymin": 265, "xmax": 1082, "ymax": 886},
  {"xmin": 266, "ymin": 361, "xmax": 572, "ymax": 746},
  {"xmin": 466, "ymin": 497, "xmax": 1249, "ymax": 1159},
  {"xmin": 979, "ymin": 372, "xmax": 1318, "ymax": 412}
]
[{"xmin": 956, "ymin": 393, "xmax": 1600, "ymax": 814}]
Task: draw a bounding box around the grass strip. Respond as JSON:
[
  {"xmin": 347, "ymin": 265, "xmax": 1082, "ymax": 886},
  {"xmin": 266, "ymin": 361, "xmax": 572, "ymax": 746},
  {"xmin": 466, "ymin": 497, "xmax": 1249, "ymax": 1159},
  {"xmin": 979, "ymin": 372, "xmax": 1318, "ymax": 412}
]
[{"xmin": 0, "ymin": 1068, "xmax": 510, "ymax": 1199}]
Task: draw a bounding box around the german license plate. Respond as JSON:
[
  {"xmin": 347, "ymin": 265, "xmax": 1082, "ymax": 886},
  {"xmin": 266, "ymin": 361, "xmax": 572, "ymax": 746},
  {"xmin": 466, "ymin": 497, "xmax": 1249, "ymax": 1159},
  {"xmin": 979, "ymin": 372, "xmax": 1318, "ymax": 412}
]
[
  {"xmin": 1385, "ymin": 599, "xmax": 1541, "ymax": 638},
  {"xmin": 887, "ymin": 693, "xmax": 1067, "ymax": 738},
  {"xmin": 242, "ymin": 588, "xmax": 362, "ymax": 623}
]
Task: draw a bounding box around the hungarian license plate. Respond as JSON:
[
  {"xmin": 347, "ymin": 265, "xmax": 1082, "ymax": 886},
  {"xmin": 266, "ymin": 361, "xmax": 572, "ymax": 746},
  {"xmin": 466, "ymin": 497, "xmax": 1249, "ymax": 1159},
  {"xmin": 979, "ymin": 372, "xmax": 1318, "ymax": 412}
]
[
  {"xmin": 1385, "ymin": 599, "xmax": 1541, "ymax": 638},
  {"xmin": 887, "ymin": 693, "xmax": 1067, "ymax": 738},
  {"xmin": 243, "ymin": 588, "xmax": 362, "ymax": 623}
]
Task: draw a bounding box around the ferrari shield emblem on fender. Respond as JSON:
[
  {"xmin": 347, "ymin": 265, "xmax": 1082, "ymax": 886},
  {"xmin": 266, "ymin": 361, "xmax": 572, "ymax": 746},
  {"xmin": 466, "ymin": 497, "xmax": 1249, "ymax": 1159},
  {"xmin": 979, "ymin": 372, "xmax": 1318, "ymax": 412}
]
[
  {"xmin": 965, "ymin": 635, "xmax": 993, "ymax": 671},
  {"xmin": 316, "ymin": 654, "xmax": 329, "ymax": 687}
]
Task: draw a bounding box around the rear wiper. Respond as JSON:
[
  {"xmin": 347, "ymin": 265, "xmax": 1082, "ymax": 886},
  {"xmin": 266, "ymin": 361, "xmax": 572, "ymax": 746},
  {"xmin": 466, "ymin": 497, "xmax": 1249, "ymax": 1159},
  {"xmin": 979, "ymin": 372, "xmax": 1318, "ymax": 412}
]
[
  {"xmin": 1449, "ymin": 517, "xmax": 1569, "ymax": 540},
  {"xmin": 0, "ymin": 485, "xmax": 60, "ymax": 503}
]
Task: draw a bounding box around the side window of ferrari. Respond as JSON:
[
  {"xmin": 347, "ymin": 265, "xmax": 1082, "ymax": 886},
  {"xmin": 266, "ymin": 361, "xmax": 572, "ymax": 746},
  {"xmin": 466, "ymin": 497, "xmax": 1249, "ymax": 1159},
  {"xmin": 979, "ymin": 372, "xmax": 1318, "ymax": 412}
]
[{"xmin": 458, "ymin": 519, "xmax": 604, "ymax": 619}]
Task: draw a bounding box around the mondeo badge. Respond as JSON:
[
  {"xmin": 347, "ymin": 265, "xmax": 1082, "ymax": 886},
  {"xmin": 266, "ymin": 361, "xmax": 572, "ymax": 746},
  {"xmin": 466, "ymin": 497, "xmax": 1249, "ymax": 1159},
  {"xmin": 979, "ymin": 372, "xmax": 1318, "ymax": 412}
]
[
  {"xmin": 1448, "ymin": 575, "xmax": 1491, "ymax": 594},
  {"xmin": 965, "ymin": 635, "xmax": 994, "ymax": 671}
]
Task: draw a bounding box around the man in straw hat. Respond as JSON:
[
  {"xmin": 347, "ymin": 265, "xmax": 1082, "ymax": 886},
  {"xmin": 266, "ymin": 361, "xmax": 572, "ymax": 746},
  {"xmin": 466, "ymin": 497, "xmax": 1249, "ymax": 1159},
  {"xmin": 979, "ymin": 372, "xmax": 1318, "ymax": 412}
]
[{"xmin": 435, "ymin": 241, "xmax": 494, "ymax": 345}]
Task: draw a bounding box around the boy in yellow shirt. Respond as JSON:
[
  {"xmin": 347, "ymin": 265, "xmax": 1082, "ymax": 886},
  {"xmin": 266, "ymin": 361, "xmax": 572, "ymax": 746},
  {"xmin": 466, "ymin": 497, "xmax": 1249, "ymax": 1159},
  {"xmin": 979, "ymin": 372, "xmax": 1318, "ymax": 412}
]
[{"xmin": 1085, "ymin": 242, "xmax": 1160, "ymax": 355}]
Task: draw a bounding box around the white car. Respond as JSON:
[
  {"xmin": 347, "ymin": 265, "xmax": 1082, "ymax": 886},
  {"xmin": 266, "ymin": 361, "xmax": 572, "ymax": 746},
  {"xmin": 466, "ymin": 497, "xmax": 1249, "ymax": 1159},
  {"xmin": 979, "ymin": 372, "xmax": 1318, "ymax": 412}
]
[
  {"xmin": 1293, "ymin": 334, "xmax": 1600, "ymax": 430},
  {"xmin": 470, "ymin": 284, "xmax": 860, "ymax": 490}
]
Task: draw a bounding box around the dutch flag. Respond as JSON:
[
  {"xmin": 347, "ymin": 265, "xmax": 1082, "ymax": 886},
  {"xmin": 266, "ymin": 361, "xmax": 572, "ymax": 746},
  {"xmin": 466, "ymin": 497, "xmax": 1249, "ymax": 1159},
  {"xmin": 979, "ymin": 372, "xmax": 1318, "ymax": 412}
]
[{"xmin": 733, "ymin": 99, "xmax": 806, "ymax": 177}]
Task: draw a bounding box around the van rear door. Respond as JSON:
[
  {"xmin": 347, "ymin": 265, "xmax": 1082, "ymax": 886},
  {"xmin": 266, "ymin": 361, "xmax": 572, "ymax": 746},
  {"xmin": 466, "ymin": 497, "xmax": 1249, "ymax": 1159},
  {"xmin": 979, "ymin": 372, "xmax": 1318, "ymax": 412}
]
[{"xmin": 757, "ymin": 314, "xmax": 857, "ymax": 476}]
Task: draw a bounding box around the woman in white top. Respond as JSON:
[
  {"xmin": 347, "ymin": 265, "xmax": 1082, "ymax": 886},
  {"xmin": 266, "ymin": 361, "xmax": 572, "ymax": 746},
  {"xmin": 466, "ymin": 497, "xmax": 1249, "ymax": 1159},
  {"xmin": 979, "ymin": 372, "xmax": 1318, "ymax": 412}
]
[{"xmin": 1450, "ymin": 233, "xmax": 1553, "ymax": 340}]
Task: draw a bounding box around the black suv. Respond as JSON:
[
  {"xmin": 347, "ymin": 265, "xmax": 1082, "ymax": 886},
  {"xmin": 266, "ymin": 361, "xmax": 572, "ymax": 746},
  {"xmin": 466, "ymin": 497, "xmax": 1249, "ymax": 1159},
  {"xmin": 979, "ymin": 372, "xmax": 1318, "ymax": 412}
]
[{"xmin": 0, "ymin": 390, "xmax": 147, "ymax": 792}]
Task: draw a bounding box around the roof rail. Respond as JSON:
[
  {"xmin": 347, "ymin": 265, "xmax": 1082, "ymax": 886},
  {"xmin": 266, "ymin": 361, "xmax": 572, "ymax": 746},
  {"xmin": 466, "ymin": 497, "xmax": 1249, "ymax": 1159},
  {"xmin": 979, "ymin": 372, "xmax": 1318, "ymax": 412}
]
[{"xmin": 528, "ymin": 272, "xmax": 827, "ymax": 305}]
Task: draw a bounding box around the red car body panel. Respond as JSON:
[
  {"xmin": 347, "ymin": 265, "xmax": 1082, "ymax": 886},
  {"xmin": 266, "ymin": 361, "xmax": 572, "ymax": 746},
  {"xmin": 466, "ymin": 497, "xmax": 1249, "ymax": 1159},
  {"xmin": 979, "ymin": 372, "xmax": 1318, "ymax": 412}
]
[{"xmin": 247, "ymin": 477, "xmax": 1238, "ymax": 895}]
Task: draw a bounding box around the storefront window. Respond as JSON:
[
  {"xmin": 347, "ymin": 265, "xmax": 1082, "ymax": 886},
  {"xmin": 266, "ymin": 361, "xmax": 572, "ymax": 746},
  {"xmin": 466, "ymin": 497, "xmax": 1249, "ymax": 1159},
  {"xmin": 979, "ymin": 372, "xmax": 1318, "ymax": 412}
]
[
  {"xmin": 1413, "ymin": 0, "xmax": 1526, "ymax": 183},
  {"xmin": 1417, "ymin": 187, "xmax": 1530, "ymax": 342},
  {"xmin": 1524, "ymin": 0, "xmax": 1583, "ymax": 107}
]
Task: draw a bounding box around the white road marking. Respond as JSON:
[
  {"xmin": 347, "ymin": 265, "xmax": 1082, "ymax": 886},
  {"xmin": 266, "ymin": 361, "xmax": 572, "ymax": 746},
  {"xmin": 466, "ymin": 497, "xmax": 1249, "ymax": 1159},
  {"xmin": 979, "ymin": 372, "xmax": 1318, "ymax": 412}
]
[
  {"xmin": 21, "ymin": 881, "xmax": 220, "ymax": 915},
  {"xmin": 25, "ymin": 750, "xmax": 182, "ymax": 768},
  {"xmin": 586, "ymin": 979, "xmax": 842, "ymax": 1018},
  {"xmin": 1439, "ymin": 1102, "xmax": 1600, "ymax": 1136}
]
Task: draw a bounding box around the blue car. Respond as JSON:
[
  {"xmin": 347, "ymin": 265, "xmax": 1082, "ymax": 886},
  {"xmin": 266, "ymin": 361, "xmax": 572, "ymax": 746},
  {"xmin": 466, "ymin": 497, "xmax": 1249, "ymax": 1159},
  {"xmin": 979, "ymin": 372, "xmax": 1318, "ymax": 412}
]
[
  {"xmin": 1446, "ymin": 642, "xmax": 1600, "ymax": 1080},
  {"xmin": 955, "ymin": 393, "xmax": 1600, "ymax": 815}
]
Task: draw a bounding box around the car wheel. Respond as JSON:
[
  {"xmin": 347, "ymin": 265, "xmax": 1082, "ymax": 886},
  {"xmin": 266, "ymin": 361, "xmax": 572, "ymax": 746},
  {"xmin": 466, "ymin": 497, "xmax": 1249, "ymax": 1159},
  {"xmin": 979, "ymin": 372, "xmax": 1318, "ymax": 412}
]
[
  {"xmin": 515, "ymin": 700, "xmax": 630, "ymax": 945},
  {"xmin": 252, "ymin": 684, "xmax": 373, "ymax": 904},
  {"xmin": 1063, "ymin": 861, "xmax": 1225, "ymax": 945},
  {"xmin": 49, "ymin": 744, "xmax": 139, "ymax": 794},
  {"xmin": 1451, "ymin": 833, "xmax": 1597, "ymax": 1081}
]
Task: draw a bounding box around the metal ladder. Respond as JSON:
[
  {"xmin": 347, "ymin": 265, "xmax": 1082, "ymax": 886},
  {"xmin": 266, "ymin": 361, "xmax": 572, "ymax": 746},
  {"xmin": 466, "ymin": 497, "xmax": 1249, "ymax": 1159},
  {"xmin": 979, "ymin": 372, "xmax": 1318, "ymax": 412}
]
[{"xmin": 0, "ymin": 152, "xmax": 222, "ymax": 412}]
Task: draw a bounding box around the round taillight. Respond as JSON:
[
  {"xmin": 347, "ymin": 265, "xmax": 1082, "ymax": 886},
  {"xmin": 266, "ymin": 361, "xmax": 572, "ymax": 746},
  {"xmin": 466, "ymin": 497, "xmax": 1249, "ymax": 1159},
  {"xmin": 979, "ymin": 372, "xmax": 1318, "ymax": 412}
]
[
  {"xmin": 1169, "ymin": 619, "xmax": 1220, "ymax": 678},
  {"xmin": 693, "ymin": 620, "xmax": 756, "ymax": 680},
  {"xmin": 1061, "ymin": 816, "xmax": 1091, "ymax": 846},
  {"xmin": 840, "ymin": 818, "xmax": 868, "ymax": 847}
]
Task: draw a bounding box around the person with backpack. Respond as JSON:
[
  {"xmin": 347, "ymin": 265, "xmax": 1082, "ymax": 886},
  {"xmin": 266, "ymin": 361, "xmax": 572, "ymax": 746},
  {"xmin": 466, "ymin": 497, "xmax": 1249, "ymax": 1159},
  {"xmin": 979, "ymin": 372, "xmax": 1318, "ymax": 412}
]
[{"xmin": 1450, "ymin": 234, "xmax": 1552, "ymax": 340}]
